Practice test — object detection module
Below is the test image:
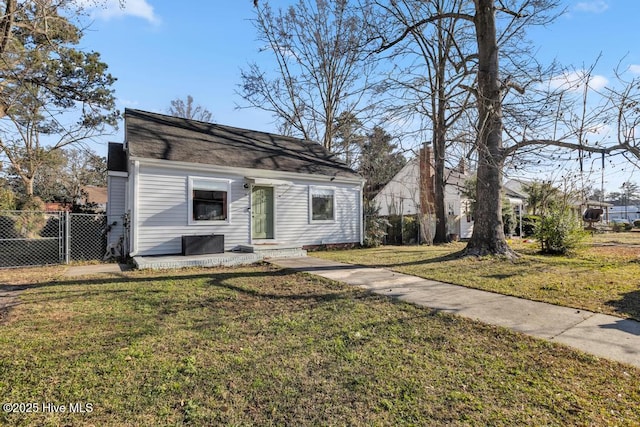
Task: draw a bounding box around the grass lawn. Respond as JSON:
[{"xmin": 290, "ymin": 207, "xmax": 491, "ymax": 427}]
[
  {"xmin": 0, "ymin": 264, "xmax": 639, "ymax": 426},
  {"xmin": 313, "ymin": 232, "xmax": 640, "ymax": 320}
]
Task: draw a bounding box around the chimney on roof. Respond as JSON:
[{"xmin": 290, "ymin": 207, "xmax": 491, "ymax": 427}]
[
  {"xmin": 419, "ymin": 146, "xmax": 435, "ymax": 214},
  {"xmin": 457, "ymin": 157, "xmax": 465, "ymax": 174}
]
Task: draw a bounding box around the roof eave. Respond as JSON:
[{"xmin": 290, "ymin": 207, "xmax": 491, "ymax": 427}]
[{"xmin": 129, "ymin": 156, "xmax": 365, "ymax": 185}]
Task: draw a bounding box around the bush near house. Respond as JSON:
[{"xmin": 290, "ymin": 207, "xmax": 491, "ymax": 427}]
[
  {"xmin": 517, "ymin": 215, "xmax": 540, "ymax": 237},
  {"xmin": 385, "ymin": 215, "xmax": 420, "ymax": 245},
  {"xmin": 612, "ymin": 219, "xmax": 633, "ymax": 232},
  {"xmin": 534, "ymin": 209, "xmax": 586, "ymax": 255},
  {"xmin": 632, "ymin": 219, "xmax": 640, "ymax": 229}
]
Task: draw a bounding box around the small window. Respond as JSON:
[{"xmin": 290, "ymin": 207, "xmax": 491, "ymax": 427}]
[
  {"xmin": 189, "ymin": 178, "xmax": 230, "ymax": 224},
  {"xmin": 310, "ymin": 187, "xmax": 335, "ymax": 222}
]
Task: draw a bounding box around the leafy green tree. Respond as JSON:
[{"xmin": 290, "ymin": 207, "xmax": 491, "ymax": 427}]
[
  {"xmin": 333, "ymin": 111, "xmax": 365, "ymax": 169},
  {"xmin": 8, "ymin": 147, "xmax": 107, "ymax": 204},
  {"xmin": 0, "ymin": 0, "xmax": 118, "ymax": 198},
  {"xmin": 522, "ymin": 181, "xmax": 560, "ymax": 216},
  {"xmin": 359, "ymin": 126, "xmax": 406, "ymax": 200},
  {"xmin": 0, "ymin": 186, "xmax": 16, "ymax": 210},
  {"xmin": 363, "ymin": 200, "xmax": 390, "ymax": 247}
]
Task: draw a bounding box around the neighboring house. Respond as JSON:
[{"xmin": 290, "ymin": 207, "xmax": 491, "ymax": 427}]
[
  {"xmin": 504, "ymin": 178, "xmax": 613, "ymax": 225},
  {"xmin": 372, "ymin": 148, "xmax": 474, "ymax": 239},
  {"xmin": 609, "ymin": 205, "xmax": 640, "ymax": 222},
  {"xmin": 43, "ymin": 202, "xmax": 71, "ymax": 212},
  {"xmin": 107, "ymin": 109, "xmax": 364, "ymax": 257},
  {"xmin": 78, "ymin": 185, "xmax": 107, "ymax": 212}
]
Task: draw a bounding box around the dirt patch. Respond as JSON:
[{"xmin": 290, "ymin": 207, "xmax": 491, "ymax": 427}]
[{"xmin": 0, "ymin": 286, "xmax": 26, "ymax": 324}]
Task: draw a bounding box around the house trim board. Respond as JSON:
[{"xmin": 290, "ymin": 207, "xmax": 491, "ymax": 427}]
[
  {"xmin": 129, "ymin": 156, "xmax": 364, "ymax": 186},
  {"xmin": 130, "ymin": 160, "xmax": 140, "ymax": 256}
]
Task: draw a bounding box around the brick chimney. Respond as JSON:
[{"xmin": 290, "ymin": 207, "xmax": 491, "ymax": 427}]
[
  {"xmin": 419, "ymin": 146, "xmax": 435, "ymax": 215},
  {"xmin": 457, "ymin": 157, "xmax": 465, "ymax": 174}
]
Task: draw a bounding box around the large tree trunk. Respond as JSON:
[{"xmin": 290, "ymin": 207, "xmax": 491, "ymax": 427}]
[
  {"xmin": 433, "ymin": 105, "xmax": 448, "ymax": 243},
  {"xmin": 433, "ymin": 28, "xmax": 450, "ymax": 244},
  {"xmin": 463, "ymin": 0, "xmax": 516, "ymax": 258}
]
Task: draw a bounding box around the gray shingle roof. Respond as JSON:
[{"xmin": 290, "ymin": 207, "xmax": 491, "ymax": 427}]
[{"xmin": 124, "ymin": 109, "xmax": 361, "ymax": 180}]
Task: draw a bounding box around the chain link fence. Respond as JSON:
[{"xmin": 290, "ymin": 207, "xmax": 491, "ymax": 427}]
[{"xmin": 0, "ymin": 211, "xmax": 107, "ymax": 268}]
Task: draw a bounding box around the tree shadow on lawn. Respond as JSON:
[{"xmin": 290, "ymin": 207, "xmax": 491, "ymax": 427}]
[
  {"xmin": 606, "ymin": 289, "xmax": 640, "ymax": 321},
  {"xmin": 321, "ymin": 250, "xmax": 469, "ymax": 270},
  {"xmin": 0, "ymin": 266, "xmax": 360, "ymax": 322}
]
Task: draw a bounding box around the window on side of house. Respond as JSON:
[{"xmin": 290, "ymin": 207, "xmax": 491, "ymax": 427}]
[
  {"xmin": 310, "ymin": 186, "xmax": 335, "ymax": 222},
  {"xmin": 189, "ymin": 178, "xmax": 230, "ymax": 224}
]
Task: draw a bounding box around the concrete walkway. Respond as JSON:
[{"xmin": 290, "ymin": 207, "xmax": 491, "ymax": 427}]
[
  {"xmin": 271, "ymin": 256, "xmax": 640, "ymax": 369},
  {"xmin": 64, "ymin": 263, "xmax": 130, "ymax": 277}
]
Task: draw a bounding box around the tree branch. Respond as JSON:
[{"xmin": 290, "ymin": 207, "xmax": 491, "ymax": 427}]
[
  {"xmin": 503, "ymin": 138, "xmax": 640, "ymax": 158},
  {"xmin": 376, "ymin": 12, "xmax": 475, "ymax": 53}
]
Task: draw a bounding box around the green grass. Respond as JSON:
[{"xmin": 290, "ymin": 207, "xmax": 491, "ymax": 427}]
[
  {"xmin": 0, "ymin": 265, "xmax": 639, "ymax": 425},
  {"xmin": 313, "ymin": 234, "xmax": 640, "ymax": 320}
]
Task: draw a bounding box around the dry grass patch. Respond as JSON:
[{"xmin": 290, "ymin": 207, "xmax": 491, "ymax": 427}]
[{"xmin": 0, "ymin": 264, "xmax": 638, "ymax": 425}]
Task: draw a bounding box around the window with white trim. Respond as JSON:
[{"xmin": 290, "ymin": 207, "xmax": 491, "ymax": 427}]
[
  {"xmin": 189, "ymin": 178, "xmax": 230, "ymax": 224},
  {"xmin": 310, "ymin": 187, "xmax": 335, "ymax": 222}
]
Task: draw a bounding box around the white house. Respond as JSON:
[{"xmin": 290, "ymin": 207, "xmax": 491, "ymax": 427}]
[
  {"xmin": 372, "ymin": 148, "xmax": 475, "ymax": 239},
  {"xmin": 609, "ymin": 205, "xmax": 640, "ymax": 222},
  {"xmin": 107, "ymin": 109, "xmax": 364, "ymax": 258}
]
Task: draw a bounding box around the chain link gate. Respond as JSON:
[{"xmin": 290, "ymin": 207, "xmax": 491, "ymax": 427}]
[{"xmin": 0, "ymin": 211, "xmax": 107, "ymax": 268}]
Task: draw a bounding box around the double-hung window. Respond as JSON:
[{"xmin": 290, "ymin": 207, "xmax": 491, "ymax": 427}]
[
  {"xmin": 310, "ymin": 186, "xmax": 335, "ymax": 222},
  {"xmin": 189, "ymin": 177, "xmax": 230, "ymax": 224}
]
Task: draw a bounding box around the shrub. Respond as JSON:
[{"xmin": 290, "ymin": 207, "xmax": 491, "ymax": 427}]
[
  {"xmin": 364, "ymin": 215, "xmax": 390, "ymax": 247},
  {"xmin": 401, "ymin": 215, "xmax": 420, "ymax": 244},
  {"xmin": 634, "ymin": 219, "xmax": 640, "ymax": 229},
  {"xmin": 612, "ymin": 221, "xmax": 632, "ymax": 232},
  {"xmin": 13, "ymin": 196, "xmax": 47, "ymax": 238},
  {"xmin": 518, "ymin": 215, "xmax": 540, "ymax": 237},
  {"xmin": 502, "ymin": 204, "xmax": 517, "ymax": 237},
  {"xmin": 363, "ymin": 201, "xmax": 390, "ymax": 248},
  {"xmin": 535, "ymin": 209, "xmax": 586, "ymax": 255},
  {"xmin": 0, "ymin": 187, "xmax": 16, "ymax": 210}
]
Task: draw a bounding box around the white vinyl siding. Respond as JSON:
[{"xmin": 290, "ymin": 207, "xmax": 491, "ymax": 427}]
[
  {"xmin": 107, "ymin": 175, "xmax": 127, "ymax": 247},
  {"xmin": 133, "ymin": 164, "xmax": 362, "ymax": 255},
  {"xmin": 372, "ymin": 159, "xmax": 420, "ymax": 216},
  {"xmin": 135, "ymin": 165, "xmax": 249, "ymax": 255},
  {"xmin": 274, "ymin": 182, "xmax": 360, "ymax": 246}
]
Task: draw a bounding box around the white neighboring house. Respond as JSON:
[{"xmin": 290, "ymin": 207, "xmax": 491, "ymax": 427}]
[
  {"xmin": 503, "ymin": 178, "xmax": 613, "ymax": 227},
  {"xmin": 609, "ymin": 205, "xmax": 640, "ymax": 222},
  {"xmin": 372, "ymin": 148, "xmax": 474, "ymax": 239},
  {"xmin": 107, "ymin": 109, "xmax": 365, "ymax": 257}
]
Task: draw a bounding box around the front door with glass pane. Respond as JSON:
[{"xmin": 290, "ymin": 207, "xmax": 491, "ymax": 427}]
[{"xmin": 251, "ymin": 186, "xmax": 274, "ymax": 239}]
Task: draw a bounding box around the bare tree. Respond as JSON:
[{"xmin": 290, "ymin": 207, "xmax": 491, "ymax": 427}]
[
  {"xmin": 240, "ymin": 0, "xmax": 380, "ymax": 151},
  {"xmin": 463, "ymin": 0, "xmax": 639, "ymax": 256},
  {"xmin": 168, "ymin": 95, "xmax": 213, "ymax": 122},
  {"xmin": 375, "ymin": 0, "xmax": 476, "ymax": 244},
  {"xmin": 373, "ymin": 0, "xmax": 640, "ymax": 256}
]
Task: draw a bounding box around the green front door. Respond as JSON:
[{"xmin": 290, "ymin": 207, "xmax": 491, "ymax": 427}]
[{"xmin": 252, "ymin": 186, "xmax": 274, "ymax": 239}]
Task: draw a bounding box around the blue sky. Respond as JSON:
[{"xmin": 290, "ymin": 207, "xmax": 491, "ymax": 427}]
[{"xmin": 78, "ymin": 0, "xmax": 639, "ymax": 191}]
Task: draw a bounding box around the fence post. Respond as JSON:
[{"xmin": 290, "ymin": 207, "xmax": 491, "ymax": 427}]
[
  {"xmin": 58, "ymin": 211, "xmax": 64, "ymax": 263},
  {"xmin": 64, "ymin": 211, "xmax": 70, "ymax": 264}
]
